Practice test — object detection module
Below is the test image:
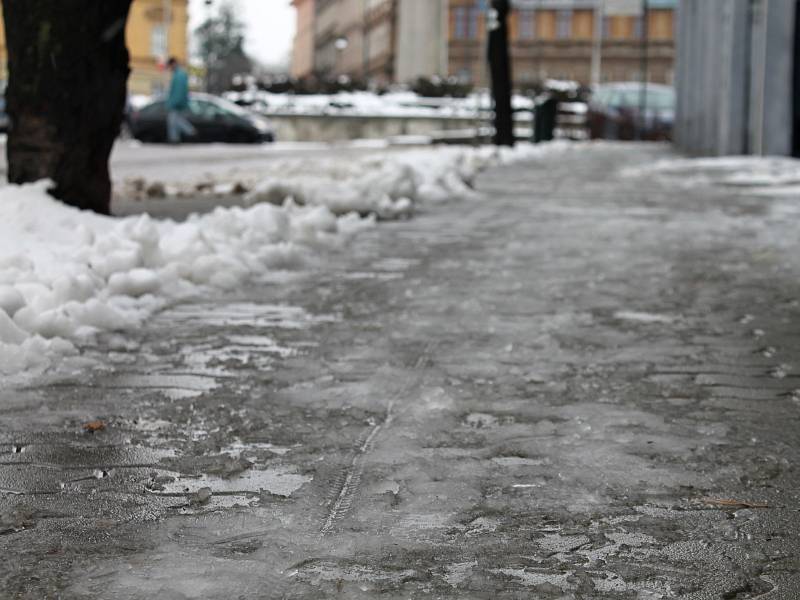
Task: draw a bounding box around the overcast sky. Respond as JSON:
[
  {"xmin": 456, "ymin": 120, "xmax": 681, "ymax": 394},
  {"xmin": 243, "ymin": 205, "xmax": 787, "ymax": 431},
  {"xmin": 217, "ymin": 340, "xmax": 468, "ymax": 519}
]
[{"xmin": 187, "ymin": 0, "xmax": 297, "ymax": 68}]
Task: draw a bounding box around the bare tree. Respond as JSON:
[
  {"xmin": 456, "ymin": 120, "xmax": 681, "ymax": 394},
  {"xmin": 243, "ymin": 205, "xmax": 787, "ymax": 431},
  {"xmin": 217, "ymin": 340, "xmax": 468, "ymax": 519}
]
[
  {"xmin": 196, "ymin": 1, "xmax": 251, "ymax": 94},
  {"xmin": 3, "ymin": 0, "xmax": 133, "ymax": 214}
]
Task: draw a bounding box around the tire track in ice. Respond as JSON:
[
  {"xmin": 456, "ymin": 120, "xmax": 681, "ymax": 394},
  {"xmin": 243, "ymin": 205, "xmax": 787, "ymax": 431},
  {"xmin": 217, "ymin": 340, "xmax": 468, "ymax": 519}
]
[
  {"xmin": 319, "ymin": 403, "xmax": 394, "ymax": 537},
  {"xmin": 318, "ymin": 341, "xmax": 436, "ymax": 538}
]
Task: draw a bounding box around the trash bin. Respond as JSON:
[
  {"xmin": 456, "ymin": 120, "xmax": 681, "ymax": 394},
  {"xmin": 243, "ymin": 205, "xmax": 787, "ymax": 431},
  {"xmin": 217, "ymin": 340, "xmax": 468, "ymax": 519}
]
[{"xmin": 533, "ymin": 95, "xmax": 558, "ymax": 143}]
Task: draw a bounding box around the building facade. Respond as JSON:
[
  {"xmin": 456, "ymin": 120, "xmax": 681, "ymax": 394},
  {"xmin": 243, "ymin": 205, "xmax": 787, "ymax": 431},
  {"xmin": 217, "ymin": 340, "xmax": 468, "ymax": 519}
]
[
  {"xmin": 0, "ymin": 0, "xmax": 188, "ymax": 95},
  {"xmin": 674, "ymin": 0, "xmax": 799, "ymax": 157},
  {"xmin": 292, "ymin": 0, "xmax": 317, "ymax": 78},
  {"xmin": 449, "ymin": 0, "xmax": 675, "ymax": 86},
  {"xmin": 292, "ymin": 0, "xmax": 676, "ymax": 87},
  {"xmin": 303, "ymin": 0, "xmax": 398, "ymax": 83}
]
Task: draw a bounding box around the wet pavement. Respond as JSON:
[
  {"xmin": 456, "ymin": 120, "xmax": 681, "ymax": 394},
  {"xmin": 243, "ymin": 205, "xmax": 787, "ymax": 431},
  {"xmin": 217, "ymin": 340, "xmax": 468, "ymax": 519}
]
[{"xmin": 2, "ymin": 143, "xmax": 800, "ymax": 599}]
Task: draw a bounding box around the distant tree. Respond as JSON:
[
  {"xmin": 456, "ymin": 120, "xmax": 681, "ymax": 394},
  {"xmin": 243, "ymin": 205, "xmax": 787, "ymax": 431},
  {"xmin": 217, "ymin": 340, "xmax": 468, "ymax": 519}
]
[
  {"xmin": 3, "ymin": 0, "xmax": 133, "ymax": 214},
  {"xmin": 196, "ymin": 1, "xmax": 253, "ymax": 94}
]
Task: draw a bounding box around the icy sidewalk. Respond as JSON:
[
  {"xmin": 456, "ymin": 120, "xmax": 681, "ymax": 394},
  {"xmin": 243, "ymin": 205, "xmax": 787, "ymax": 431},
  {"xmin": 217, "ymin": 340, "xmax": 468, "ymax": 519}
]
[
  {"xmin": 0, "ymin": 143, "xmax": 566, "ymax": 376},
  {"xmin": 3, "ymin": 143, "xmax": 800, "ymax": 598}
]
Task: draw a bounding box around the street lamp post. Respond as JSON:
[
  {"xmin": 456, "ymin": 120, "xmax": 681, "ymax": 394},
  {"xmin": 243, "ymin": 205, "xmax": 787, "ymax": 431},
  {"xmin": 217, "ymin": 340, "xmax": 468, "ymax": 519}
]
[
  {"xmin": 162, "ymin": 0, "xmax": 172, "ymax": 62},
  {"xmin": 638, "ymin": 0, "xmax": 649, "ymax": 140},
  {"xmin": 591, "ymin": 0, "xmax": 605, "ymax": 88},
  {"xmin": 362, "ymin": 0, "xmax": 369, "ymax": 83},
  {"xmin": 487, "ymin": 0, "xmax": 514, "ymax": 146},
  {"xmin": 204, "ymin": 0, "xmax": 215, "ymax": 92},
  {"xmin": 335, "ymin": 36, "xmax": 349, "ymax": 79}
]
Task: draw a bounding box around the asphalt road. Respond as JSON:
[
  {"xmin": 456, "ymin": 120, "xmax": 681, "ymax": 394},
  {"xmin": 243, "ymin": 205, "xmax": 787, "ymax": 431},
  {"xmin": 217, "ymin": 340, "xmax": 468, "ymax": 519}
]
[{"xmin": 2, "ymin": 144, "xmax": 800, "ymax": 599}]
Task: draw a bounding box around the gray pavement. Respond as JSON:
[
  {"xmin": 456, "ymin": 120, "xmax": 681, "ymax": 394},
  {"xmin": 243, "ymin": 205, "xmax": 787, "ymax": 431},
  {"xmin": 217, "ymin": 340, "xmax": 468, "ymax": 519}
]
[{"xmin": 2, "ymin": 143, "xmax": 800, "ymax": 599}]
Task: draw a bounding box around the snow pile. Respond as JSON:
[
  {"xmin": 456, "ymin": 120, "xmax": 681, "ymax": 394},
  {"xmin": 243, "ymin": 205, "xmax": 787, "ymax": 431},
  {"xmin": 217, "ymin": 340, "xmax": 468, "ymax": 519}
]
[
  {"xmin": 245, "ymin": 144, "xmax": 549, "ymax": 218},
  {"xmin": 225, "ymin": 90, "xmax": 538, "ymax": 120},
  {"xmin": 0, "ymin": 183, "xmax": 371, "ymax": 375}
]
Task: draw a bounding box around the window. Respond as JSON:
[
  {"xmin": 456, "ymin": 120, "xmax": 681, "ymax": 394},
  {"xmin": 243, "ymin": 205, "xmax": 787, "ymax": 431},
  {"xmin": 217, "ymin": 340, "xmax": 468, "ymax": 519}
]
[
  {"xmin": 603, "ymin": 16, "xmax": 613, "ymax": 39},
  {"xmin": 556, "ymin": 10, "xmax": 572, "ymax": 39},
  {"xmin": 467, "ymin": 7, "xmax": 480, "ymax": 39},
  {"xmin": 454, "ymin": 7, "xmax": 468, "ymax": 39},
  {"xmin": 633, "ymin": 16, "xmax": 644, "ymax": 39},
  {"xmin": 519, "ymin": 9, "xmax": 536, "ymax": 40},
  {"xmin": 151, "ymin": 23, "xmax": 168, "ymax": 58},
  {"xmin": 454, "ymin": 6, "xmax": 480, "ymax": 40},
  {"xmin": 139, "ymin": 101, "xmax": 166, "ymax": 118}
]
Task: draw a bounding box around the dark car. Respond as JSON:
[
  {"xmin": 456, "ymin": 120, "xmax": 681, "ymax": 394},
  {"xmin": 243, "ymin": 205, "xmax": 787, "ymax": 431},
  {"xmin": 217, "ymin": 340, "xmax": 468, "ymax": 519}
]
[
  {"xmin": 130, "ymin": 93, "xmax": 275, "ymax": 144},
  {"xmin": 587, "ymin": 83, "xmax": 675, "ymax": 141}
]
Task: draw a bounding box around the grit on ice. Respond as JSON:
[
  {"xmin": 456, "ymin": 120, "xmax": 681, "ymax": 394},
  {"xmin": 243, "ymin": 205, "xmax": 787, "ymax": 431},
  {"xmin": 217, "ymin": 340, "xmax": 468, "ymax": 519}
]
[{"xmin": 0, "ymin": 143, "xmax": 566, "ymax": 377}]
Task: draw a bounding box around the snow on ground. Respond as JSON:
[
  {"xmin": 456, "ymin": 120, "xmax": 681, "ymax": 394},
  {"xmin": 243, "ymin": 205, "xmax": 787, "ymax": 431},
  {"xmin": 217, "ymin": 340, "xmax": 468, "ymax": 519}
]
[
  {"xmin": 118, "ymin": 142, "xmax": 572, "ymax": 219},
  {"xmin": 244, "ymin": 145, "xmax": 510, "ymax": 218},
  {"xmin": 0, "ymin": 142, "xmax": 570, "ymax": 377},
  {"xmin": 0, "ymin": 181, "xmax": 372, "ymax": 376},
  {"xmin": 224, "ymin": 90, "xmax": 538, "ymax": 120}
]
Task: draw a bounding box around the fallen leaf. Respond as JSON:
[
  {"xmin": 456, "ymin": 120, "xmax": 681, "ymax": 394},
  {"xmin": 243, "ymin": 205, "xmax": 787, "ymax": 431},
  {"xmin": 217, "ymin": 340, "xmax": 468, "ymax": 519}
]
[
  {"xmin": 700, "ymin": 497, "xmax": 768, "ymax": 509},
  {"xmin": 82, "ymin": 420, "xmax": 106, "ymax": 433}
]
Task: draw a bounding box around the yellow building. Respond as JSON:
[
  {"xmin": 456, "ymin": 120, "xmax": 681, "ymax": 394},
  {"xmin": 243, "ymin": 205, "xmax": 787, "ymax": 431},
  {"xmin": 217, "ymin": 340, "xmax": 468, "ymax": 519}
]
[
  {"xmin": 0, "ymin": 0, "xmax": 188, "ymax": 95},
  {"xmin": 126, "ymin": 0, "xmax": 190, "ymax": 95}
]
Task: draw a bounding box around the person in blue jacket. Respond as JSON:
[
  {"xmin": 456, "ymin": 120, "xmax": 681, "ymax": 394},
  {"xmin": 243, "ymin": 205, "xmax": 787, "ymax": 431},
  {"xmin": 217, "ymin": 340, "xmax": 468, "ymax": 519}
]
[{"xmin": 166, "ymin": 57, "xmax": 196, "ymax": 143}]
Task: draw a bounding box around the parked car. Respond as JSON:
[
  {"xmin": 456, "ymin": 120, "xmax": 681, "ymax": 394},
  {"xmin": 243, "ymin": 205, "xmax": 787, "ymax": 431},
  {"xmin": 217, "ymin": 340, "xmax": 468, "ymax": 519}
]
[
  {"xmin": 130, "ymin": 93, "xmax": 275, "ymax": 144},
  {"xmin": 587, "ymin": 82, "xmax": 675, "ymax": 141}
]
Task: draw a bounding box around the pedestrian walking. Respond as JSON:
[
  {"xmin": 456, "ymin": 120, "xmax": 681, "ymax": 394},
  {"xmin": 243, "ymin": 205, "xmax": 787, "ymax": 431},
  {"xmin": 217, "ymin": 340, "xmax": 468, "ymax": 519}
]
[{"xmin": 166, "ymin": 57, "xmax": 196, "ymax": 144}]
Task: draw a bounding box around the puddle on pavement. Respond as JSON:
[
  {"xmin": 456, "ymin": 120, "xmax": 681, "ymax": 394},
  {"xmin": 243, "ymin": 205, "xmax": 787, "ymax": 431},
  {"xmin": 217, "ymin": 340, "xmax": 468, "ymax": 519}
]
[
  {"xmin": 300, "ymin": 563, "xmax": 416, "ymax": 585},
  {"xmin": 492, "ymin": 568, "xmax": 571, "ymax": 589},
  {"xmin": 108, "ymin": 374, "xmax": 219, "ymax": 400},
  {"xmin": 370, "ymin": 257, "xmax": 420, "ymax": 271},
  {"xmin": 219, "ymin": 439, "xmax": 291, "ymax": 457},
  {"xmin": 156, "ymin": 466, "xmax": 311, "ymax": 498},
  {"xmin": 342, "ymin": 271, "xmax": 404, "ymax": 281},
  {"xmin": 491, "ymin": 456, "xmax": 547, "ymax": 467},
  {"xmin": 162, "ymin": 302, "xmax": 338, "ymax": 329},
  {"xmin": 614, "ymin": 310, "xmax": 677, "ymax": 324}
]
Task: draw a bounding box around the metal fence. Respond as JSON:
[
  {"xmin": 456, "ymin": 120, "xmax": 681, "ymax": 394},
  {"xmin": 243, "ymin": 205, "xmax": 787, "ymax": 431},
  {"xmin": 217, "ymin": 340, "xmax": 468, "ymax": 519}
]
[{"xmin": 674, "ymin": 0, "xmax": 797, "ymax": 156}]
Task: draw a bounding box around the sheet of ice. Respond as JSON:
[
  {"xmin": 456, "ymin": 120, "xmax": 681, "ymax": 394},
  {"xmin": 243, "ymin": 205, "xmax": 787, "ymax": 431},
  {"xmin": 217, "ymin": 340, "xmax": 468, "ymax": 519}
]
[
  {"xmin": 614, "ymin": 311, "xmax": 677, "ymax": 324},
  {"xmin": 624, "ymin": 155, "xmax": 800, "ymax": 189}
]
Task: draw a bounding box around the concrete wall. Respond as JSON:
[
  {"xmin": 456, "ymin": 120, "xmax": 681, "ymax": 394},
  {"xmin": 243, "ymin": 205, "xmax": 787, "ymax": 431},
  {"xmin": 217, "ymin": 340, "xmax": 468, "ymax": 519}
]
[
  {"xmin": 675, "ymin": 0, "xmax": 797, "ymax": 156},
  {"xmin": 268, "ymin": 113, "xmax": 481, "ymax": 143}
]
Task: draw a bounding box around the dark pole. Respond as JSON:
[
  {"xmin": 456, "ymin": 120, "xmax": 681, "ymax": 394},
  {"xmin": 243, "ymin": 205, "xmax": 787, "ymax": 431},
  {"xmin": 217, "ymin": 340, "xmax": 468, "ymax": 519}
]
[
  {"xmin": 638, "ymin": 0, "xmax": 649, "ymax": 140},
  {"xmin": 488, "ymin": 0, "xmax": 514, "ymax": 146},
  {"xmin": 362, "ymin": 0, "xmax": 369, "ymax": 83}
]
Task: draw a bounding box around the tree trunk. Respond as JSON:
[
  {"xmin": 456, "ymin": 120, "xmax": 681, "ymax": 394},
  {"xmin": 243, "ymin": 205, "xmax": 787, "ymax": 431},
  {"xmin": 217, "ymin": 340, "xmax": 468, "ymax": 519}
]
[{"xmin": 3, "ymin": 0, "xmax": 133, "ymax": 214}]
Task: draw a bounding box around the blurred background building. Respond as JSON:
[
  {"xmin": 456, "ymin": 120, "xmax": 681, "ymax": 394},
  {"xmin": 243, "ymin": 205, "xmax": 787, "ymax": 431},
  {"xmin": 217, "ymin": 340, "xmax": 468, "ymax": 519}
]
[
  {"xmin": 126, "ymin": 0, "xmax": 190, "ymax": 95},
  {"xmin": 291, "ymin": 0, "xmax": 317, "ymax": 78},
  {"xmin": 290, "ymin": 0, "xmax": 676, "ymax": 86},
  {"xmin": 674, "ymin": 0, "xmax": 800, "ymax": 157},
  {"xmin": 0, "ymin": 0, "xmax": 189, "ymax": 95}
]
